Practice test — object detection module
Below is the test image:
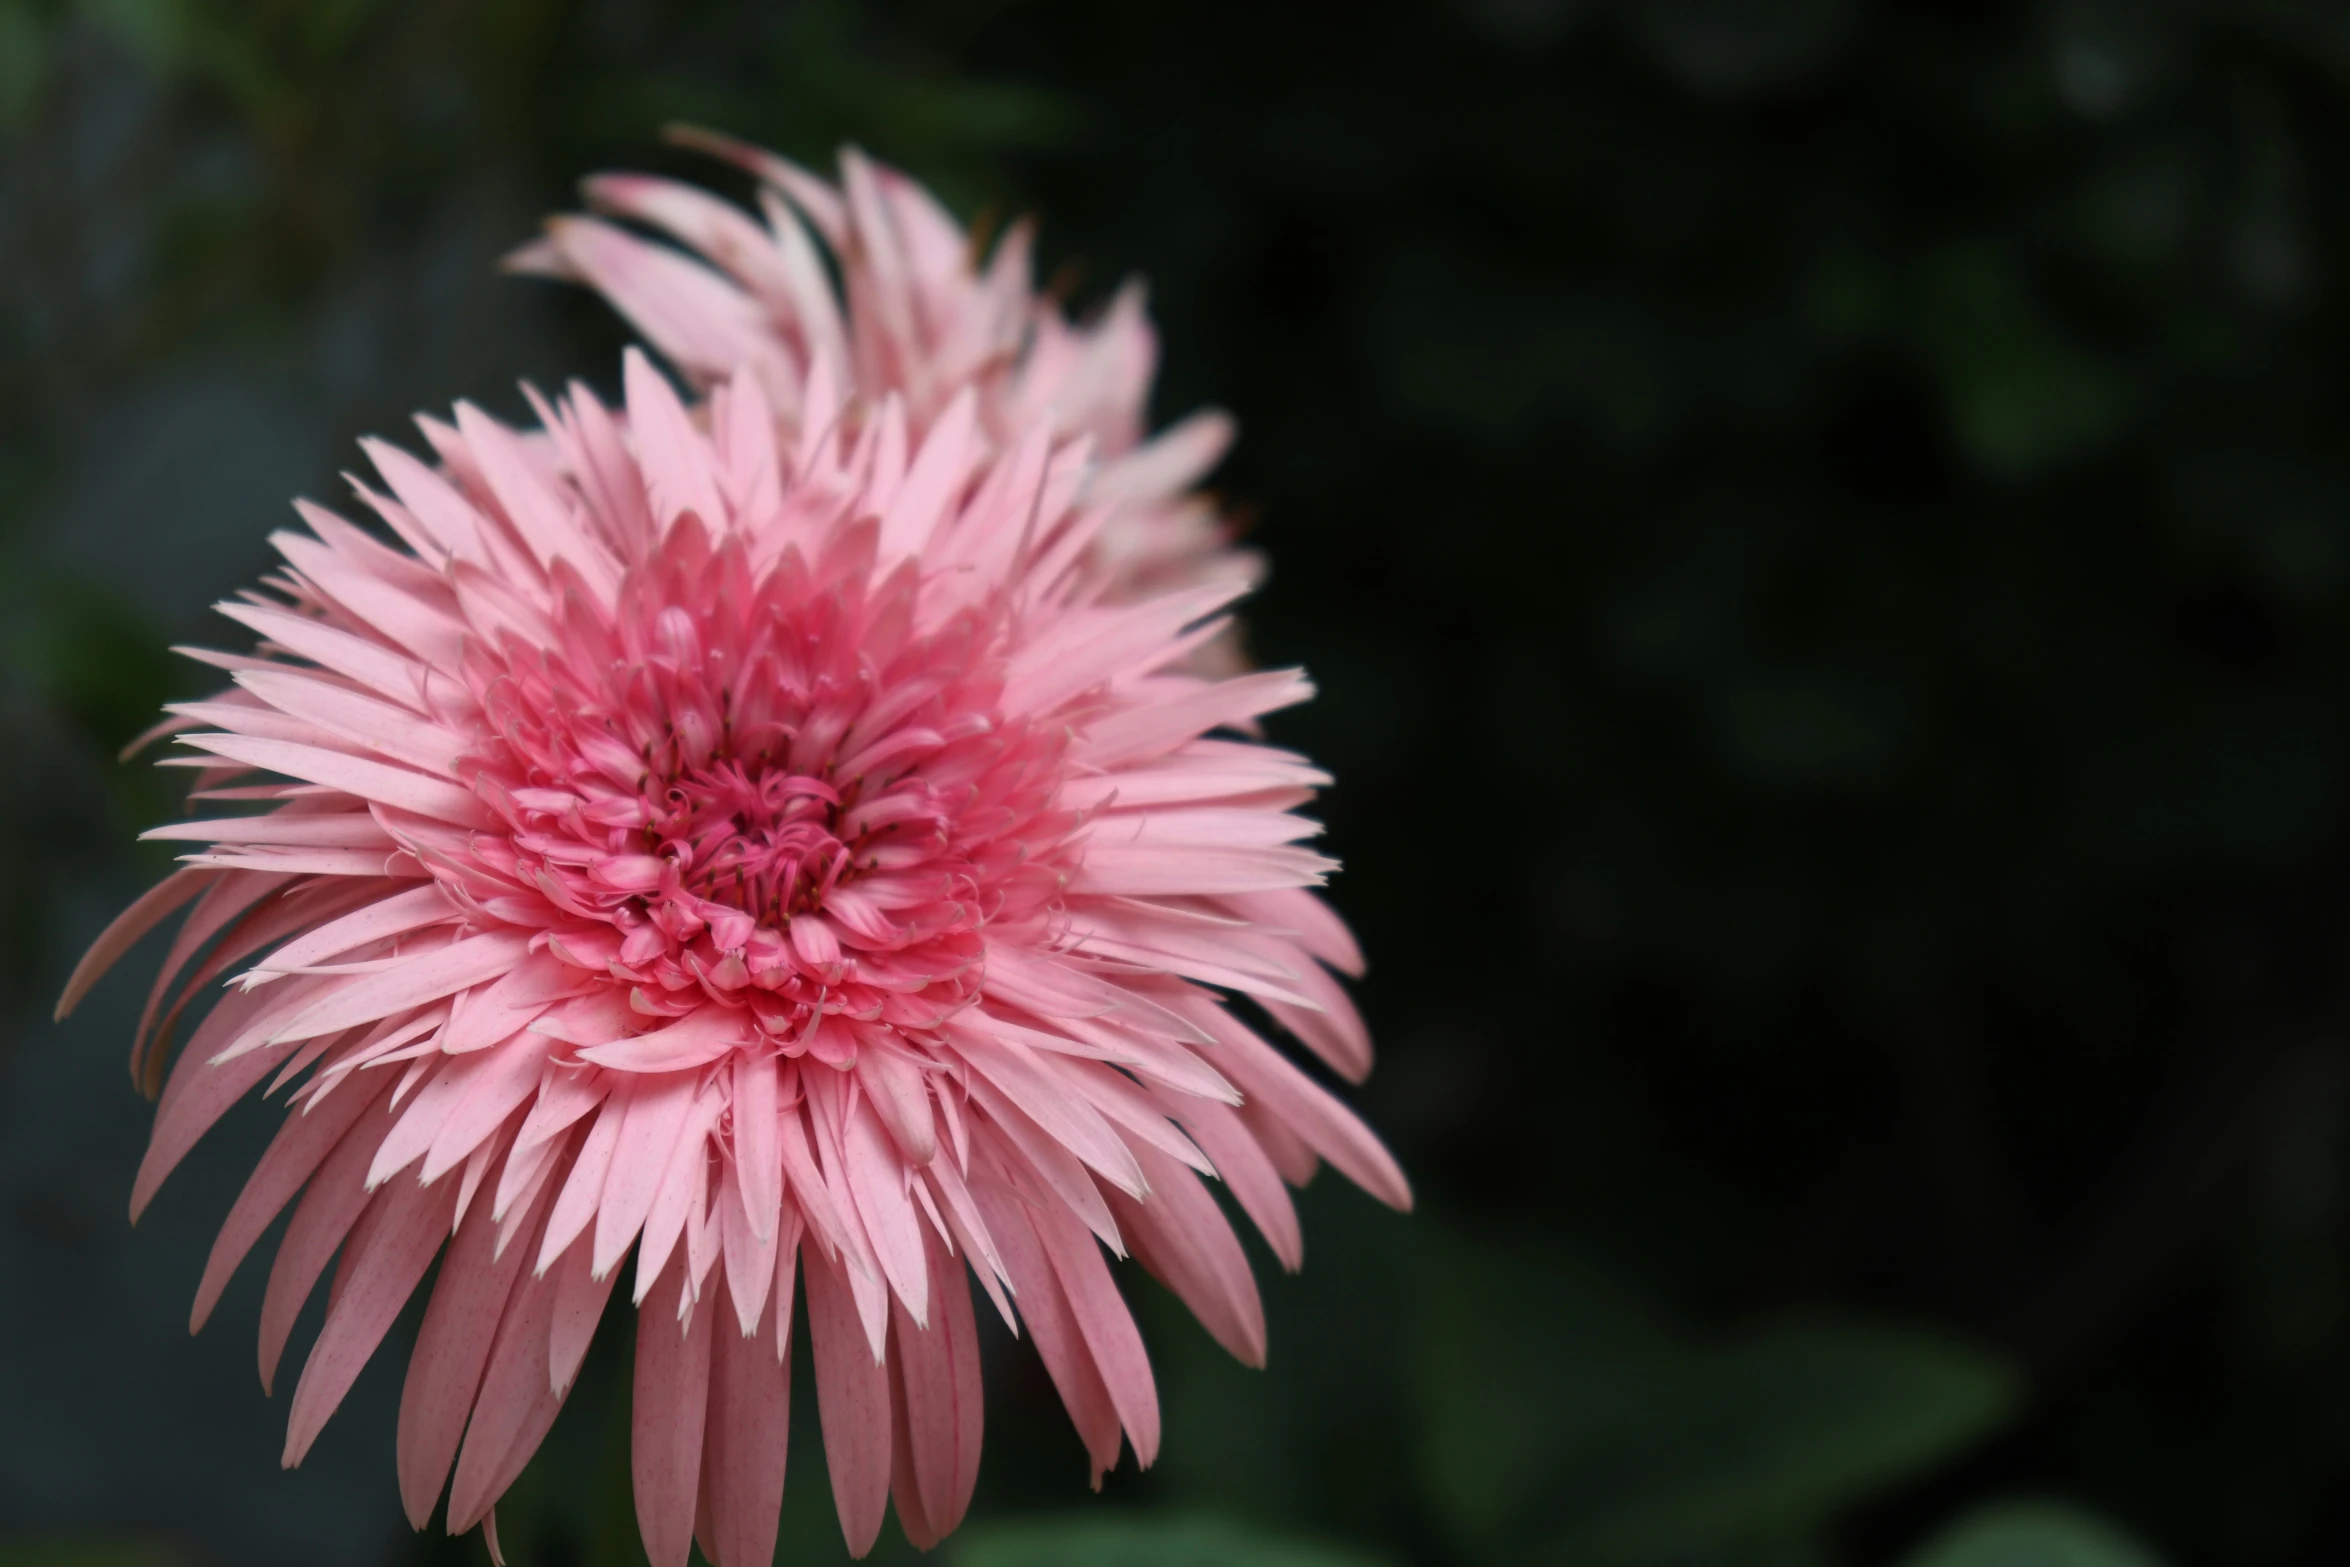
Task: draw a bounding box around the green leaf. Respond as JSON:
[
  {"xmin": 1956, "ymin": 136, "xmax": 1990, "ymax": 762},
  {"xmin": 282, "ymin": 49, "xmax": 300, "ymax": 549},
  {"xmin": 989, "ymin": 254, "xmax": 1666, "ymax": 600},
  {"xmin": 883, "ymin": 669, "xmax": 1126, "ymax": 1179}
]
[
  {"xmin": 952, "ymin": 1513, "xmax": 1393, "ymax": 1567},
  {"xmin": 1416, "ymin": 1240, "xmax": 2018, "ymax": 1564},
  {"xmin": 1536, "ymin": 1323, "xmax": 2018, "ymax": 1563},
  {"xmin": 1901, "ymin": 1501, "xmax": 2165, "ymax": 1567},
  {"xmin": 1416, "ymin": 1238, "xmax": 1679, "ymax": 1547}
]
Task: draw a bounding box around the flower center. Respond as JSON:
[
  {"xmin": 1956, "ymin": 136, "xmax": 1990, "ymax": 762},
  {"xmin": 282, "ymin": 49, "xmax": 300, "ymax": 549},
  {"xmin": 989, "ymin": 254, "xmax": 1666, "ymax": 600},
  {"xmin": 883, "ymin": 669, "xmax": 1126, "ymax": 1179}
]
[
  {"xmin": 654, "ymin": 758, "xmax": 852, "ymax": 928},
  {"xmin": 462, "ymin": 532, "xmax": 1078, "ymax": 1048}
]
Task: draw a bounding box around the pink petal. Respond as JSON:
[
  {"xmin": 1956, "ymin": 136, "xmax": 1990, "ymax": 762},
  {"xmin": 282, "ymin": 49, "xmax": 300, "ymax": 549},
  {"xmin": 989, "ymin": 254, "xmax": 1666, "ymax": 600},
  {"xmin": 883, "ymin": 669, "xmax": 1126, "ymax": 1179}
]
[
  {"xmin": 446, "ymin": 1265, "xmax": 563, "ymax": 1533},
  {"xmin": 664, "ymin": 124, "xmax": 847, "ymax": 242},
  {"xmin": 536, "ymin": 1092, "xmax": 625, "ymax": 1274},
  {"xmin": 367, "ymin": 1055, "xmax": 480, "ymax": 1190},
  {"xmin": 193, "ymin": 1077, "xmax": 389, "ymax": 1333},
  {"xmin": 284, "ymin": 1171, "xmax": 460, "ymax": 1466},
  {"xmin": 594, "ymin": 1071, "xmax": 700, "ymax": 1280},
  {"xmin": 245, "ymin": 885, "xmax": 458, "ymax": 981},
  {"xmin": 732, "ymin": 1054, "xmax": 782, "ymax": 1242},
  {"xmin": 398, "ymin": 1170, "xmax": 543, "ymax": 1527},
  {"xmin": 625, "ymin": 347, "xmax": 729, "ymax": 531},
  {"xmin": 130, "ymin": 983, "xmax": 298, "ymax": 1219},
  {"xmin": 1002, "ymin": 581, "xmax": 1247, "ymax": 717},
  {"xmin": 841, "ymin": 1100, "xmax": 928, "ymax": 1328},
  {"xmin": 888, "ymin": 1356, "xmax": 941, "ymax": 1551},
  {"xmin": 1166, "ymin": 1095, "xmax": 1303, "ymax": 1271},
  {"xmin": 438, "ymin": 950, "xmax": 585, "ymax": 1055},
  {"xmin": 361, "ymin": 437, "xmax": 494, "ymax": 565},
  {"xmin": 1109, "ymin": 1144, "xmax": 1265, "ymax": 1367},
  {"xmin": 584, "ymin": 173, "xmax": 805, "ymax": 338},
  {"xmin": 547, "ymin": 1220, "xmax": 621, "ymax": 1398},
  {"xmin": 547, "ymin": 221, "xmax": 792, "ymax": 404},
  {"xmin": 54, "ymin": 867, "xmax": 214, "ymax": 1023},
  {"xmin": 266, "ymin": 931, "xmax": 530, "ymax": 1046},
  {"xmin": 1084, "ymin": 408, "xmax": 1234, "ymax": 507},
  {"xmin": 971, "ymin": 1176, "xmax": 1122, "ymax": 1482},
  {"xmin": 1192, "ymin": 1004, "xmax": 1412, "ymax": 1213},
  {"xmin": 877, "ymin": 387, "xmax": 979, "ymax": 562},
  {"xmin": 578, "ymin": 1006, "xmax": 751, "ymax": 1072},
  {"xmin": 634, "ymin": 1083, "xmax": 725, "ymax": 1304},
  {"xmin": 1218, "ymin": 885, "xmax": 1366, "ymax": 978},
  {"xmin": 455, "ymin": 400, "xmax": 621, "ymax": 602},
  {"xmin": 854, "ymin": 1045, "xmax": 935, "ymax": 1166},
  {"xmin": 258, "ymin": 1092, "xmax": 401, "ymax": 1393},
  {"xmin": 421, "ymin": 1029, "xmax": 549, "ymax": 1184},
  {"xmin": 805, "ymin": 1246, "xmax": 891, "ymax": 1556},
  {"xmin": 700, "ymin": 1269, "xmax": 793, "ymax": 1567},
  {"xmin": 211, "ymin": 600, "xmax": 429, "ymax": 714},
  {"xmin": 960, "ymin": 1070, "xmax": 1124, "ymax": 1249},
  {"xmin": 177, "ymin": 733, "xmax": 483, "ymax": 828},
  {"xmin": 1027, "ymin": 1178, "xmax": 1161, "ymax": 1468},
  {"xmin": 236, "ymin": 667, "xmax": 468, "ymax": 777},
  {"xmin": 1075, "ymin": 668, "xmax": 1315, "ymax": 770},
  {"xmin": 717, "ymin": 1164, "xmax": 776, "ymax": 1336},
  {"xmin": 270, "ymin": 517, "xmax": 469, "ymax": 667},
  {"xmin": 952, "ymin": 1025, "xmax": 1145, "ymax": 1200},
  {"xmin": 1260, "ymin": 958, "xmax": 1374, "ymax": 1084},
  {"xmin": 632, "ymin": 1251, "xmax": 716, "ymax": 1567},
  {"xmin": 888, "ymin": 1224, "xmax": 983, "ymax": 1537},
  {"xmin": 1068, "ymin": 841, "xmax": 1335, "ymax": 898}
]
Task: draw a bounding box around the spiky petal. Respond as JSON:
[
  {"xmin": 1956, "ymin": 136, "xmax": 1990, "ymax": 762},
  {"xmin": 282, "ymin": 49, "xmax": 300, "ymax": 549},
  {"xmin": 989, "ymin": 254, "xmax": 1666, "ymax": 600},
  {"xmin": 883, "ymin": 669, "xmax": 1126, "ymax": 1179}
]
[
  {"xmin": 512, "ymin": 133, "xmax": 1255, "ymax": 612},
  {"xmin": 66, "ymin": 349, "xmax": 1403, "ymax": 1566}
]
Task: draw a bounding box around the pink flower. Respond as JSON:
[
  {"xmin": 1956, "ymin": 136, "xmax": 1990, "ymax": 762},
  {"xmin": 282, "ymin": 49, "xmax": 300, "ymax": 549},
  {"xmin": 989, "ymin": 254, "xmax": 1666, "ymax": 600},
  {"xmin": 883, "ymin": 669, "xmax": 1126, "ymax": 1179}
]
[
  {"xmin": 60, "ymin": 351, "xmax": 1406, "ymax": 1566},
  {"xmin": 511, "ymin": 130, "xmax": 1255, "ymax": 610}
]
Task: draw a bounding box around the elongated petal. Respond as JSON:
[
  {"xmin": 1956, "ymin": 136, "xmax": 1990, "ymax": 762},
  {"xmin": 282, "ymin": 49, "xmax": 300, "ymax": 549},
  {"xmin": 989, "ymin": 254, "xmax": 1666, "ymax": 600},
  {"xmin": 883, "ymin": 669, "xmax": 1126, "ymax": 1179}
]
[
  {"xmin": 259, "ymin": 1093, "xmax": 403, "ymax": 1393},
  {"xmin": 399, "ymin": 1168, "xmax": 544, "ymax": 1527},
  {"xmin": 56, "ymin": 869, "xmax": 215, "ymax": 1022},
  {"xmin": 701, "ymin": 1267, "xmax": 793, "ymax": 1567},
  {"xmin": 269, "ymin": 932, "xmax": 529, "ymax": 1045},
  {"xmin": 890, "ymin": 1224, "xmax": 983, "ymax": 1535},
  {"xmin": 285, "ymin": 1172, "xmax": 461, "ymax": 1465},
  {"xmin": 805, "ymin": 1247, "xmax": 891, "ymax": 1556},
  {"xmin": 632, "ymin": 1251, "xmax": 715, "ymax": 1567},
  {"xmin": 972, "ymin": 1177, "xmax": 1123, "ymax": 1482},
  {"xmin": 193, "ymin": 1078, "xmax": 389, "ymax": 1332}
]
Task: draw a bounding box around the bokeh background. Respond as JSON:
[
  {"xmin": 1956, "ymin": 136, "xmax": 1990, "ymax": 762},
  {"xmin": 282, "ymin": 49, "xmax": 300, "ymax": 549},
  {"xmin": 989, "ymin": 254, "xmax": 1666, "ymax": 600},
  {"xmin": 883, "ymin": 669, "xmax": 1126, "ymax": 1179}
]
[{"xmin": 6, "ymin": 1, "xmax": 2350, "ymax": 1563}]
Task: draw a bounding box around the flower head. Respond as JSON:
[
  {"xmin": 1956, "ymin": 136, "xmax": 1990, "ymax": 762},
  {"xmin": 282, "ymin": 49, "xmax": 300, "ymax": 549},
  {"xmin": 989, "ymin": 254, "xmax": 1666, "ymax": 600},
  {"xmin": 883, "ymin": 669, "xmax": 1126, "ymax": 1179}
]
[
  {"xmin": 61, "ymin": 350, "xmax": 1405, "ymax": 1566},
  {"xmin": 513, "ymin": 131, "xmax": 1253, "ymax": 610}
]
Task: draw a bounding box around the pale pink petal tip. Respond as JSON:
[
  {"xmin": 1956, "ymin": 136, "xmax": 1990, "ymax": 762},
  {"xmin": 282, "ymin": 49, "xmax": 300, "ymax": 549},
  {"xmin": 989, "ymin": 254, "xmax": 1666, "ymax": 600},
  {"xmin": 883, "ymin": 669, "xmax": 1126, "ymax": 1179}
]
[
  {"xmin": 537, "ymin": 131, "xmax": 1250, "ymax": 619},
  {"xmin": 70, "ymin": 139, "xmax": 1401, "ymax": 1565}
]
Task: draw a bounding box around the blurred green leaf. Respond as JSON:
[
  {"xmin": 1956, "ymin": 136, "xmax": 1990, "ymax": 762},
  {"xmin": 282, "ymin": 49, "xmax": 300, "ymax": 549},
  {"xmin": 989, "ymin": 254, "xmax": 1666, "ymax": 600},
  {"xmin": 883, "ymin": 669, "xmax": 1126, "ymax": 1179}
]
[
  {"xmin": 1538, "ymin": 1324, "xmax": 2018, "ymax": 1564},
  {"xmin": 1418, "ymin": 1239, "xmax": 1678, "ymax": 1546},
  {"xmin": 11, "ymin": 577, "xmax": 181, "ymax": 757},
  {"xmin": 1911, "ymin": 244, "xmax": 2133, "ymax": 476},
  {"xmin": 1419, "ymin": 1239, "xmax": 2017, "ymax": 1563},
  {"xmin": 1900, "ymin": 1500, "xmax": 2164, "ymax": 1567},
  {"xmin": 952, "ymin": 1513, "xmax": 1392, "ymax": 1567},
  {"xmin": 0, "ymin": 0, "xmax": 48, "ymax": 128}
]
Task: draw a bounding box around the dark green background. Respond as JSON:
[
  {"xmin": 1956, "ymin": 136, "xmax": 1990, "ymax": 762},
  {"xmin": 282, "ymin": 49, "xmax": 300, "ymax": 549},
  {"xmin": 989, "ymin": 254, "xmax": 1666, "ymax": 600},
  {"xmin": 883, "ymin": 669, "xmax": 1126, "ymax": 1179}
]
[{"xmin": 3, "ymin": 1, "xmax": 2345, "ymax": 1563}]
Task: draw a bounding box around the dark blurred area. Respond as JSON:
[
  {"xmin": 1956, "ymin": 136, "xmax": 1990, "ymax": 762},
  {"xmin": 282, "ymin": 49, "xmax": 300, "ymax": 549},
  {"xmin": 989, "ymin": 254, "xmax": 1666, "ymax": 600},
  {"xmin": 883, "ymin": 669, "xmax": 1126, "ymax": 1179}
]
[{"xmin": 8, "ymin": 0, "xmax": 2350, "ymax": 1563}]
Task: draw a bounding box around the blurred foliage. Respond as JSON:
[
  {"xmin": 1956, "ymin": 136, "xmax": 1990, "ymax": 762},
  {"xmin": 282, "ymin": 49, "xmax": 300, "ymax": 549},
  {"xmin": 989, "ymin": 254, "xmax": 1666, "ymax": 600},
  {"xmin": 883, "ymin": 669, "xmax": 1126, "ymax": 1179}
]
[
  {"xmin": 952, "ymin": 1514, "xmax": 1394, "ymax": 1567},
  {"xmin": 16, "ymin": 0, "xmax": 2350, "ymax": 1563},
  {"xmin": 1417, "ymin": 1240, "xmax": 2017, "ymax": 1564},
  {"xmin": 1898, "ymin": 1501, "xmax": 2163, "ymax": 1567}
]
